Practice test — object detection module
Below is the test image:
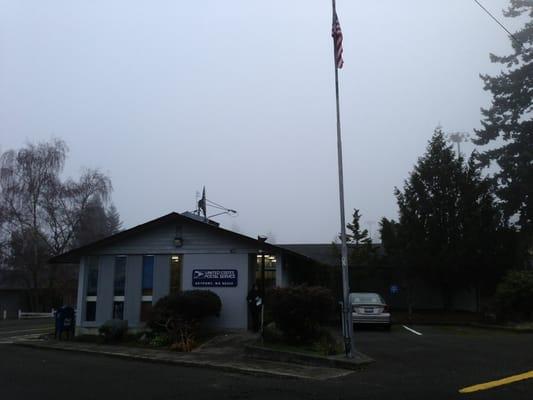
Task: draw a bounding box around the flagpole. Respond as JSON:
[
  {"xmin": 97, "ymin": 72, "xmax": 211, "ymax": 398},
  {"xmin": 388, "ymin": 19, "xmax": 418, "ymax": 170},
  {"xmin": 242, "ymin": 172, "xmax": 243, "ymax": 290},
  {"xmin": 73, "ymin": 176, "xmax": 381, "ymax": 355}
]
[{"xmin": 332, "ymin": 0, "xmax": 355, "ymax": 358}]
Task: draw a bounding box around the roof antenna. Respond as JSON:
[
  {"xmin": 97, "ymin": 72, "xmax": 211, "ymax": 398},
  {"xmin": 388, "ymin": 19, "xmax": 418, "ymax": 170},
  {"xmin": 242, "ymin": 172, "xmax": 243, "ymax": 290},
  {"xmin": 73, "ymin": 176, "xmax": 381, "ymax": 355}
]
[
  {"xmin": 195, "ymin": 190, "xmax": 200, "ymax": 214},
  {"xmin": 195, "ymin": 186, "xmax": 237, "ymax": 221}
]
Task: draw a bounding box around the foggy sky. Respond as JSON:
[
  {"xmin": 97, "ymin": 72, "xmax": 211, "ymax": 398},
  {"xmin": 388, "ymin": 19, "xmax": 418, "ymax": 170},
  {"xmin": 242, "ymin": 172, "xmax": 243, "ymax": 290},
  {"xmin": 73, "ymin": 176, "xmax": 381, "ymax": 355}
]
[{"xmin": 0, "ymin": 0, "xmax": 523, "ymax": 243}]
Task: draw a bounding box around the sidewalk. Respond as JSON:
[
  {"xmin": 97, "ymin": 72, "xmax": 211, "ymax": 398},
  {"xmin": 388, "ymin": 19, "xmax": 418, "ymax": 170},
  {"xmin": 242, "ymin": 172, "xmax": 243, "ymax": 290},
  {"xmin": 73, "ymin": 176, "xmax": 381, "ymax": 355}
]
[{"xmin": 15, "ymin": 332, "xmax": 358, "ymax": 380}]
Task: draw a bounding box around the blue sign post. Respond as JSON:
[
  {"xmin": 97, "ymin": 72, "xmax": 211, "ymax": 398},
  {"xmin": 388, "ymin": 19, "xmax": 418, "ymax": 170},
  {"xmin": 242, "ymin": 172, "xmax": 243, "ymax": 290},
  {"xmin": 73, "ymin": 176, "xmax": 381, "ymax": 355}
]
[{"xmin": 192, "ymin": 269, "xmax": 238, "ymax": 287}]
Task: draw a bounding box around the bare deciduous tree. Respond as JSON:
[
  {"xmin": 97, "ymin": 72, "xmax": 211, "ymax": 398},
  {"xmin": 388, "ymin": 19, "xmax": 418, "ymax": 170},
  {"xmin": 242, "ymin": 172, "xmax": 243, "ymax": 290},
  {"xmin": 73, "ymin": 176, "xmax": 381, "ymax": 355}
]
[{"xmin": 0, "ymin": 139, "xmax": 119, "ymax": 310}]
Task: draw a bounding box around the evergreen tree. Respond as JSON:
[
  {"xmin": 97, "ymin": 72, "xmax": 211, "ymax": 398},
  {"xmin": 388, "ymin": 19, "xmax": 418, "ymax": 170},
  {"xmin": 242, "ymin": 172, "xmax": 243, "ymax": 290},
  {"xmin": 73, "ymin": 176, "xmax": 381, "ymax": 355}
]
[
  {"xmin": 473, "ymin": 1, "xmax": 533, "ymax": 241},
  {"xmin": 106, "ymin": 203, "xmax": 122, "ymax": 236},
  {"xmin": 74, "ymin": 198, "xmax": 122, "ymax": 247},
  {"xmin": 345, "ymin": 209, "xmax": 375, "ymax": 289},
  {"xmin": 379, "ymin": 217, "xmax": 415, "ymax": 315},
  {"xmin": 395, "ymin": 128, "xmax": 504, "ymax": 309},
  {"xmin": 346, "ymin": 209, "xmax": 371, "ymax": 245}
]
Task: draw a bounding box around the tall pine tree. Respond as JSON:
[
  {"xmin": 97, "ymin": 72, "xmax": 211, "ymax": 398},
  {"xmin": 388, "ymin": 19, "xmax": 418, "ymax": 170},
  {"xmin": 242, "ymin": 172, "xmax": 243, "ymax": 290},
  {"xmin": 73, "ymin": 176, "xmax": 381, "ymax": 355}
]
[
  {"xmin": 473, "ymin": 1, "xmax": 532, "ymax": 244},
  {"xmin": 346, "ymin": 209, "xmax": 375, "ymax": 290},
  {"xmin": 395, "ymin": 128, "xmax": 503, "ymax": 309},
  {"xmin": 346, "ymin": 209, "xmax": 371, "ymax": 245}
]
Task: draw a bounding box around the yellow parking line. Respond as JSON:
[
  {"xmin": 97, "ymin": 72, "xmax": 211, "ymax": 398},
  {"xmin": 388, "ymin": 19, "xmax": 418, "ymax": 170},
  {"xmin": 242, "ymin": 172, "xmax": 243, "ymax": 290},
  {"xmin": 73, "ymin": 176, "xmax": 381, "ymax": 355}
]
[{"xmin": 459, "ymin": 370, "xmax": 533, "ymax": 393}]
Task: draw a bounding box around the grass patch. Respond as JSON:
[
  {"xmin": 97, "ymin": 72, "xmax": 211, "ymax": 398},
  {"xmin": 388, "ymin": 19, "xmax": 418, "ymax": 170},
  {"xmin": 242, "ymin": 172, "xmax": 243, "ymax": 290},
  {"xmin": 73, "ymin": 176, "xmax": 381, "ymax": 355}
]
[
  {"xmin": 72, "ymin": 334, "xmax": 103, "ymax": 344},
  {"xmin": 71, "ymin": 330, "xmax": 218, "ymax": 350},
  {"xmin": 260, "ymin": 341, "xmax": 329, "ymax": 357},
  {"xmin": 260, "ymin": 332, "xmax": 345, "ymax": 357}
]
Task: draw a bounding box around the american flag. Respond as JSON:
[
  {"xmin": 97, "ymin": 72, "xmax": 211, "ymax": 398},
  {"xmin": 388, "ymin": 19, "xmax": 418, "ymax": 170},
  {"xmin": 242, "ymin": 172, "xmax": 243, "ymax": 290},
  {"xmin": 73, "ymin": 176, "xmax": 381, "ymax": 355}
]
[{"xmin": 332, "ymin": 11, "xmax": 344, "ymax": 69}]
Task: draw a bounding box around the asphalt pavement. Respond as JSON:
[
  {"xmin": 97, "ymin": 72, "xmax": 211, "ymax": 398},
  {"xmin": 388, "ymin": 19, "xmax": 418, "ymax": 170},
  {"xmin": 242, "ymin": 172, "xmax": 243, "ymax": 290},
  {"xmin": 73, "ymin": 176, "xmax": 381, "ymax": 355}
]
[
  {"xmin": 0, "ymin": 323, "xmax": 532, "ymax": 399},
  {"xmin": 0, "ymin": 318, "xmax": 54, "ymax": 343}
]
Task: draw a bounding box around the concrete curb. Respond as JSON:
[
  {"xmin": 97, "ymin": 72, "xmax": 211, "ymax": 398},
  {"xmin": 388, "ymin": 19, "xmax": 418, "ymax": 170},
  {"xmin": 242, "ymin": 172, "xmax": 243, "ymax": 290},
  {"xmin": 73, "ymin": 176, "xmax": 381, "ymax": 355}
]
[
  {"xmin": 468, "ymin": 322, "xmax": 533, "ymax": 333},
  {"xmin": 244, "ymin": 344, "xmax": 374, "ymax": 370},
  {"xmin": 14, "ymin": 341, "xmax": 354, "ymax": 380}
]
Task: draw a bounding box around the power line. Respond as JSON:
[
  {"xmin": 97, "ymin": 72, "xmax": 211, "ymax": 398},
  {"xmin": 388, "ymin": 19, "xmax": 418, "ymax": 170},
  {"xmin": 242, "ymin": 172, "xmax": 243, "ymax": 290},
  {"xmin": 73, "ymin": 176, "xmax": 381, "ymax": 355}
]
[{"xmin": 472, "ymin": 0, "xmax": 523, "ymax": 49}]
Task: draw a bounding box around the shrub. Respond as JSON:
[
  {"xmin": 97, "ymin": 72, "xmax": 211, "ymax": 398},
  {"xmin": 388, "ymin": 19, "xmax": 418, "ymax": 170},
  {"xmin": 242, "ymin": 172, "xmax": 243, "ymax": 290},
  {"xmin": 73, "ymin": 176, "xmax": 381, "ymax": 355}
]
[
  {"xmin": 148, "ymin": 333, "xmax": 171, "ymax": 347},
  {"xmin": 148, "ymin": 290, "xmax": 221, "ymax": 351},
  {"xmin": 262, "ymin": 322, "xmax": 284, "ymax": 343},
  {"xmin": 495, "ymin": 270, "xmax": 533, "ymax": 321},
  {"xmin": 312, "ymin": 327, "xmax": 343, "ymax": 356},
  {"xmin": 98, "ymin": 320, "xmax": 128, "ymax": 342},
  {"xmin": 266, "ymin": 285, "xmax": 335, "ymax": 344}
]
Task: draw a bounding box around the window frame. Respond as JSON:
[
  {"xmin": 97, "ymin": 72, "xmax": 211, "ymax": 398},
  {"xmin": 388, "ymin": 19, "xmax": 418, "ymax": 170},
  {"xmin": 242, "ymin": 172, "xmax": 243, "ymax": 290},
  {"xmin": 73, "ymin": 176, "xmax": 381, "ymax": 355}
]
[
  {"xmin": 112, "ymin": 255, "xmax": 127, "ymax": 320},
  {"xmin": 141, "ymin": 255, "xmax": 155, "ymax": 299},
  {"xmin": 85, "ymin": 256, "xmax": 99, "ymax": 322}
]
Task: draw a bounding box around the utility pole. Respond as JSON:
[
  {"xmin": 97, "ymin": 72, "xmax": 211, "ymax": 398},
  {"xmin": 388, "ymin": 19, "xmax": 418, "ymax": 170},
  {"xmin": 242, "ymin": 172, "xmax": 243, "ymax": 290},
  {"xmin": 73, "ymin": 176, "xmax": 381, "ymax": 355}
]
[{"xmin": 447, "ymin": 132, "xmax": 470, "ymax": 158}]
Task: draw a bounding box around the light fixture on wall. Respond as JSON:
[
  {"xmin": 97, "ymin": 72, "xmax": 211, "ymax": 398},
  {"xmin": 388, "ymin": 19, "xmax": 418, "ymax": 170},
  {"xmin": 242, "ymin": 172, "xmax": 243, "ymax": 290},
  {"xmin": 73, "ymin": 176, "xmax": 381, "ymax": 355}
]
[{"xmin": 173, "ymin": 237, "xmax": 183, "ymax": 247}]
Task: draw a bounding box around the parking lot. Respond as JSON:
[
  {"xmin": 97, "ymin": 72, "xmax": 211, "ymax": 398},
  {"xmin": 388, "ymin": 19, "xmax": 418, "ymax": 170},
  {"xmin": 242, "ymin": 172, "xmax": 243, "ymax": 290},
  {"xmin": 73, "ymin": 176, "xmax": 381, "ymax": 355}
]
[
  {"xmin": 352, "ymin": 324, "xmax": 533, "ymax": 399},
  {"xmin": 0, "ymin": 321, "xmax": 532, "ymax": 399}
]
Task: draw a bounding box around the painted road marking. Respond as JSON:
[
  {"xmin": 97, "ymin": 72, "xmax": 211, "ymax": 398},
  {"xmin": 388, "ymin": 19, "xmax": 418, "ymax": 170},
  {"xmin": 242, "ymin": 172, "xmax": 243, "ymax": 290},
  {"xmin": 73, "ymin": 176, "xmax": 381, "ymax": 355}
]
[
  {"xmin": 402, "ymin": 325, "xmax": 423, "ymax": 336},
  {"xmin": 459, "ymin": 370, "xmax": 533, "ymax": 393}
]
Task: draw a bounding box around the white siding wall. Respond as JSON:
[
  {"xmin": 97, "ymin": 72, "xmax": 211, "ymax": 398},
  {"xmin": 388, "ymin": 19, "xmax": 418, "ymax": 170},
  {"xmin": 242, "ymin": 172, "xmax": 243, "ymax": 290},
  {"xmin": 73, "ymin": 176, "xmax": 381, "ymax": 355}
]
[
  {"xmin": 182, "ymin": 253, "xmax": 250, "ymax": 330},
  {"xmin": 75, "ymin": 219, "xmax": 281, "ymax": 332},
  {"xmin": 92, "ymin": 221, "xmax": 260, "ymax": 255},
  {"xmin": 75, "ymin": 257, "xmax": 86, "ymax": 328}
]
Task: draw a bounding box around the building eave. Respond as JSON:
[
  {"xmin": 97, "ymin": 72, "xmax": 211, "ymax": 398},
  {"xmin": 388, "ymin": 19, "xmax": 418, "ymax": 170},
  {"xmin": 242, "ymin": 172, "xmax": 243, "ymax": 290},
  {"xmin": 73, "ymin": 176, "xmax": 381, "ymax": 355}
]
[{"xmin": 49, "ymin": 212, "xmax": 311, "ymax": 264}]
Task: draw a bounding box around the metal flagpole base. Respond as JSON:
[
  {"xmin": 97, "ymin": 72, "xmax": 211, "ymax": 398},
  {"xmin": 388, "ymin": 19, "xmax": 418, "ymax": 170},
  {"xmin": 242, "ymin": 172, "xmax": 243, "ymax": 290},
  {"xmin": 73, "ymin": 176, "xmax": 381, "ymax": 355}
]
[{"xmin": 340, "ymin": 301, "xmax": 353, "ymax": 358}]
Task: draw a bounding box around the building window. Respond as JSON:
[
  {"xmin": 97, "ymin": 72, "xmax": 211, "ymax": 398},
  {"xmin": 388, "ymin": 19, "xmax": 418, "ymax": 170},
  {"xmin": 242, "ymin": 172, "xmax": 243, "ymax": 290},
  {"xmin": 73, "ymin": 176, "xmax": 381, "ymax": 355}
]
[
  {"xmin": 86, "ymin": 256, "xmax": 99, "ymax": 297},
  {"xmin": 142, "ymin": 256, "xmax": 154, "ymax": 296},
  {"xmin": 255, "ymin": 254, "xmax": 277, "ymax": 291},
  {"xmin": 85, "ymin": 256, "xmax": 99, "ymax": 321},
  {"xmin": 140, "ymin": 255, "xmax": 154, "ymax": 322},
  {"xmin": 113, "ymin": 256, "xmax": 126, "ymax": 320},
  {"xmin": 114, "ymin": 256, "xmax": 126, "ymax": 296},
  {"xmin": 85, "ymin": 301, "xmax": 96, "ymax": 321},
  {"xmin": 170, "ymin": 255, "xmax": 182, "ymax": 293},
  {"xmin": 113, "ymin": 301, "xmax": 124, "ymax": 320}
]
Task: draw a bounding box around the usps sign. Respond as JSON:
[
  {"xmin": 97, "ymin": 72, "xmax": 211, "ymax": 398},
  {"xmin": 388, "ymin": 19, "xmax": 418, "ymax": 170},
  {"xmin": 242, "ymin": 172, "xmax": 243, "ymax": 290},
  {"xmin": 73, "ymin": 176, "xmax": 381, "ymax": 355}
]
[{"xmin": 192, "ymin": 269, "xmax": 238, "ymax": 287}]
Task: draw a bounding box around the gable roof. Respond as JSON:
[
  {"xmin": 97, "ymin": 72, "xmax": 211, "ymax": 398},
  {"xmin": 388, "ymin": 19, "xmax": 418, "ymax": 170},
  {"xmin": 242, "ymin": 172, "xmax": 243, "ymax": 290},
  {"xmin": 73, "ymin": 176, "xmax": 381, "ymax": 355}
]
[{"xmin": 49, "ymin": 212, "xmax": 311, "ymax": 264}]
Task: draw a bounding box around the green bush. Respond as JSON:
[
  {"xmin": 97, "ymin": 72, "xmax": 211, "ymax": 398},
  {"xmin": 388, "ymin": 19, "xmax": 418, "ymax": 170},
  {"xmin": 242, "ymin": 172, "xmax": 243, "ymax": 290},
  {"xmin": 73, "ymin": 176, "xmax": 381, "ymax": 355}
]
[
  {"xmin": 148, "ymin": 290, "xmax": 221, "ymax": 351},
  {"xmin": 266, "ymin": 285, "xmax": 335, "ymax": 344},
  {"xmin": 262, "ymin": 322, "xmax": 284, "ymax": 343},
  {"xmin": 148, "ymin": 333, "xmax": 171, "ymax": 347},
  {"xmin": 149, "ymin": 290, "xmax": 221, "ymax": 330},
  {"xmin": 495, "ymin": 270, "xmax": 533, "ymax": 321},
  {"xmin": 312, "ymin": 327, "xmax": 343, "ymax": 356},
  {"xmin": 98, "ymin": 319, "xmax": 128, "ymax": 342}
]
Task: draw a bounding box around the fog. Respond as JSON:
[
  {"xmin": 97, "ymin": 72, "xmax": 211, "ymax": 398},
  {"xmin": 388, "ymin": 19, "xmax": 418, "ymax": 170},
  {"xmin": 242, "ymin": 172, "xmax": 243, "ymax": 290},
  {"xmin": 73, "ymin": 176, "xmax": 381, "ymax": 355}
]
[{"xmin": 0, "ymin": 0, "xmax": 522, "ymax": 243}]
